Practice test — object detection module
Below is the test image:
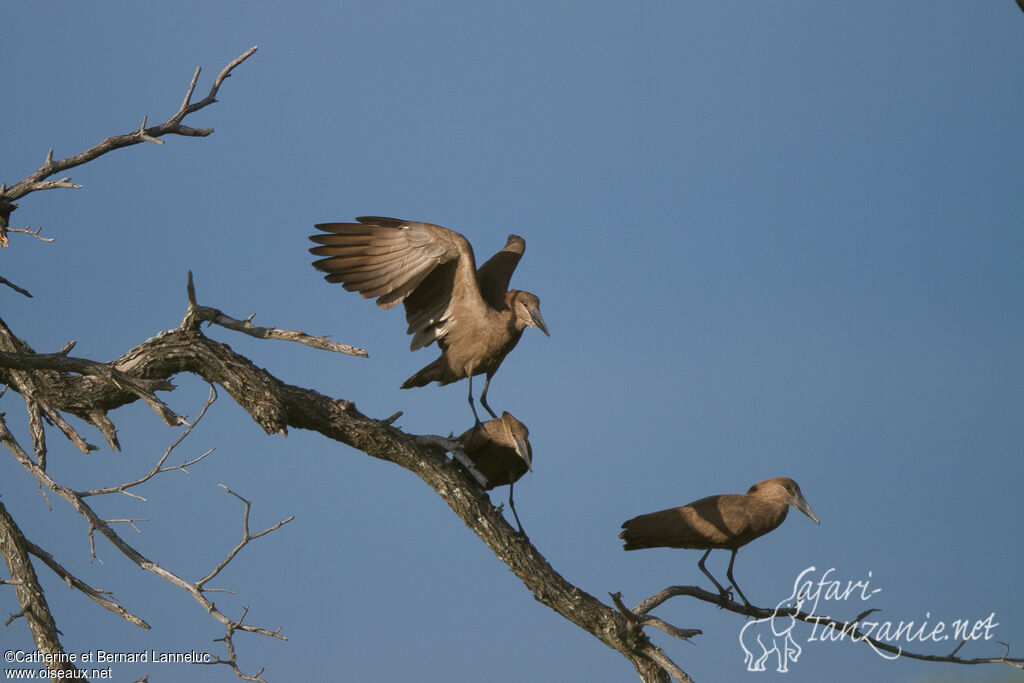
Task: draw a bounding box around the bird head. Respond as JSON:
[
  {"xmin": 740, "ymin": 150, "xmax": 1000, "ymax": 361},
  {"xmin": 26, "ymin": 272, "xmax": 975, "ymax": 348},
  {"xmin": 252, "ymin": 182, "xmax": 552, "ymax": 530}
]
[
  {"xmin": 510, "ymin": 291, "xmax": 550, "ymax": 336},
  {"xmin": 501, "ymin": 411, "xmax": 533, "ymax": 471},
  {"xmin": 750, "ymin": 477, "xmax": 820, "ymax": 525}
]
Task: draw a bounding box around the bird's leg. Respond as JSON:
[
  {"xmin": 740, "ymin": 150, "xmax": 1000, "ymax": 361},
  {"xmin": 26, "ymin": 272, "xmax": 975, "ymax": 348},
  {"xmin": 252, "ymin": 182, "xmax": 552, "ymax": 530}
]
[
  {"xmin": 726, "ymin": 549, "xmax": 752, "ymax": 608},
  {"xmin": 698, "ymin": 549, "xmax": 732, "ymax": 603},
  {"xmin": 507, "ymin": 481, "xmax": 527, "ymax": 539},
  {"xmin": 467, "ymin": 375, "xmax": 482, "ymax": 425},
  {"xmin": 479, "ymin": 374, "xmax": 498, "ymax": 420}
]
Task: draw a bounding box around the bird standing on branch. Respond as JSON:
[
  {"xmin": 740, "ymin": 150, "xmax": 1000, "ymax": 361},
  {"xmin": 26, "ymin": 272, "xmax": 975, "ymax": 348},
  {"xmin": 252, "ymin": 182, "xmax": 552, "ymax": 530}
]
[
  {"xmin": 457, "ymin": 412, "xmax": 533, "ymax": 535},
  {"xmin": 620, "ymin": 477, "xmax": 820, "ymax": 606},
  {"xmin": 310, "ymin": 217, "xmax": 548, "ymax": 423}
]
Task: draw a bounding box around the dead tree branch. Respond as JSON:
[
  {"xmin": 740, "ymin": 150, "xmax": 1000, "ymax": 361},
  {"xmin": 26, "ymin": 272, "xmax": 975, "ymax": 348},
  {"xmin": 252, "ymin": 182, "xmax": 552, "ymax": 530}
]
[
  {"xmin": 5, "ymin": 269, "xmax": 1020, "ymax": 679},
  {"xmin": 0, "ymin": 413, "xmax": 288, "ymax": 672},
  {"xmin": 0, "ymin": 46, "xmax": 258, "ymax": 209},
  {"xmin": 0, "ymin": 46, "xmax": 258, "ymax": 301},
  {"xmin": 0, "ymin": 321, "xmax": 99, "ymax": 457},
  {"xmin": 610, "ymin": 591, "xmax": 702, "ymax": 643},
  {"xmin": 0, "ymin": 499, "xmax": 79, "ymax": 676},
  {"xmin": 0, "ymin": 348, "xmax": 183, "ymax": 428},
  {"xmin": 22, "ymin": 535, "xmax": 149, "ymax": 630},
  {"xmin": 197, "ymin": 485, "xmax": 295, "ymax": 589},
  {"xmin": 0, "ymin": 275, "xmax": 32, "ymax": 298},
  {"xmin": 79, "ymin": 384, "xmax": 218, "ymax": 499},
  {"xmin": 184, "ymin": 271, "xmax": 367, "ymax": 357},
  {"xmin": 201, "ymin": 606, "xmax": 271, "ymax": 683},
  {"xmin": 0, "ymin": 282, "xmax": 688, "ymax": 683}
]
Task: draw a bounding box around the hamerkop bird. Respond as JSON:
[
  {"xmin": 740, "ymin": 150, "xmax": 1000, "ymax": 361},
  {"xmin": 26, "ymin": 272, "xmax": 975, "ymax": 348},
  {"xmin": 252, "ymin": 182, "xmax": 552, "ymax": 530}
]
[
  {"xmin": 619, "ymin": 477, "xmax": 819, "ymax": 606},
  {"xmin": 457, "ymin": 412, "xmax": 533, "ymax": 534},
  {"xmin": 309, "ymin": 217, "xmax": 549, "ymax": 422}
]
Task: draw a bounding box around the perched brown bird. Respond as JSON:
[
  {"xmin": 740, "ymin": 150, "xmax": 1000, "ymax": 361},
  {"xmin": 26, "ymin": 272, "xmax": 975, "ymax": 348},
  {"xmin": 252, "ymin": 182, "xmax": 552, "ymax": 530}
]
[
  {"xmin": 457, "ymin": 412, "xmax": 533, "ymax": 534},
  {"xmin": 309, "ymin": 217, "xmax": 549, "ymax": 423},
  {"xmin": 619, "ymin": 477, "xmax": 819, "ymax": 606}
]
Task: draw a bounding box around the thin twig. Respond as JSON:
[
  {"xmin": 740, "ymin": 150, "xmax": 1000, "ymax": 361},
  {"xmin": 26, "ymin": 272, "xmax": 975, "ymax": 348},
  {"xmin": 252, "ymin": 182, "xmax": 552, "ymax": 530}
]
[
  {"xmin": 196, "ymin": 486, "xmax": 294, "ymax": 588},
  {"xmin": 22, "ymin": 537, "xmax": 149, "ymax": 629},
  {"xmin": 1, "ymin": 47, "xmax": 259, "ymax": 205},
  {"xmin": 610, "ymin": 592, "xmax": 701, "ymax": 642},
  {"xmin": 183, "ymin": 272, "xmax": 367, "ymax": 357},
  {"xmin": 79, "ymin": 384, "xmax": 218, "ymax": 498},
  {"xmin": 0, "ymin": 414, "xmax": 287, "ymax": 644},
  {"xmin": 3, "ymin": 226, "xmax": 54, "ymax": 243},
  {"xmin": 0, "ymin": 275, "xmax": 32, "ymax": 297},
  {"xmin": 199, "ymin": 607, "xmax": 272, "ymax": 683}
]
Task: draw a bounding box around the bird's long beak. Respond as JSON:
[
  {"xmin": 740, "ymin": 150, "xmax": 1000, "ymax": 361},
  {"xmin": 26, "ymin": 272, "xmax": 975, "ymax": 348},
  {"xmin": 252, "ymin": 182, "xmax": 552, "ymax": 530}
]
[
  {"xmin": 791, "ymin": 492, "xmax": 820, "ymax": 525},
  {"xmin": 514, "ymin": 435, "xmax": 533, "ymax": 472},
  {"xmin": 529, "ymin": 306, "xmax": 550, "ymax": 336}
]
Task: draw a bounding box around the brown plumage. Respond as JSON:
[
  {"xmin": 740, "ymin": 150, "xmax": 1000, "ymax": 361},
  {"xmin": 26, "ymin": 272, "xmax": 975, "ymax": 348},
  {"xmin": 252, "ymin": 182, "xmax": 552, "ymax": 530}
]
[
  {"xmin": 620, "ymin": 477, "xmax": 819, "ymax": 606},
  {"xmin": 309, "ymin": 217, "xmax": 548, "ymax": 422},
  {"xmin": 457, "ymin": 412, "xmax": 533, "ymax": 534}
]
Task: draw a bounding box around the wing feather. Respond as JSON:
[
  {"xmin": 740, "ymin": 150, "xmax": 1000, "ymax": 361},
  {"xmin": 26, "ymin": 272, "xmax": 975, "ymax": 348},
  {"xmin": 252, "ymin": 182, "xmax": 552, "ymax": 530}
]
[
  {"xmin": 310, "ymin": 217, "xmax": 485, "ymax": 340},
  {"xmin": 476, "ymin": 235, "xmax": 525, "ymax": 309}
]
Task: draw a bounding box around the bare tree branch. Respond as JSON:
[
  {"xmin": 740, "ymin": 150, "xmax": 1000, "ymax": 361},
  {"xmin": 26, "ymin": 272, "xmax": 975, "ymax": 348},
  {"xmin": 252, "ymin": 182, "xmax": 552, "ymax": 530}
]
[
  {"xmin": 0, "ymin": 413, "xmax": 288, "ymax": 653},
  {"xmin": 0, "ymin": 498, "xmax": 79, "ymax": 675},
  {"xmin": 0, "ymin": 275, "xmax": 32, "ymax": 298},
  {"xmin": 0, "ymin": 349, "xmax": 183, "ymax": 427},
  {"xmin": 610, "ymin": 591, "xmax": 701, "ymax": 643},
  {"xmin": 196, "ymin": 485, "xmax": 294, "ymax": 589},
  {"xmin": 5, "ymin": 271, "xmax": 1020, "ymax": 679},
  {"xmin": 0, "ymin": 287, "xmax": 687, "ymax": 682},
  {"xmin": 0, "ymin": 46, "xmax": 258, "ymax": 207},
  {"xmin": 3, "ymin": 225, "xmax": 54, "ymax": 243},
  {"xmin": 0, "ymin": 320, "xmax": 104, "ymax": 455},
  {"xmin": 200, "ymin": 607, "xmax": 271, "ymax": 683},
  {"xmin": 22, "ymin": 536, "xmax": 149, "ymax": 630},
  {"xmin": 79, "ymin": 384, "xmax": 218, "ymax": 498},
  {"xmin": 184, "ymin": 271, "xmax": 367, "ymax": 357}
]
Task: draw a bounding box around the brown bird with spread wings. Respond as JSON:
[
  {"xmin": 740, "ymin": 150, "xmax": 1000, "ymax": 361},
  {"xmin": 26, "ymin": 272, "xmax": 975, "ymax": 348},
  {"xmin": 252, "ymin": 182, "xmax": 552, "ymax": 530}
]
[
  {"xmin": 310, "ymin": 217, "xmax": 549, "ymax": 422},
  {"xmin": 620, "ymin": 477, "xmax": 819, "ymax": 606}
]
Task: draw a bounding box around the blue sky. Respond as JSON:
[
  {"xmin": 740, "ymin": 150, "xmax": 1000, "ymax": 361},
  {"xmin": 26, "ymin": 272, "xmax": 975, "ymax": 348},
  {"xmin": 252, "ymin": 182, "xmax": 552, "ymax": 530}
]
[{"xmin": 2, "ymin": 2, "xmax": 1023, "ymax": 681}]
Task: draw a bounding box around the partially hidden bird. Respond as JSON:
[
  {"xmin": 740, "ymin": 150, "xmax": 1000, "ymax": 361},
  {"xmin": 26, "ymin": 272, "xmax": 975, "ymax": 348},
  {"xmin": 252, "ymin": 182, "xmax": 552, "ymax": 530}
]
[
  {"xmin": 309, "ymin": 217, "xmax": 549, "ymax": 422},
  {"xmin": 619, "ymin": 477, "xmax": 819, "ymax": 606},
  {"xmin": 457, "ymin": 412, "xmax": 533, "ymax": 535}
]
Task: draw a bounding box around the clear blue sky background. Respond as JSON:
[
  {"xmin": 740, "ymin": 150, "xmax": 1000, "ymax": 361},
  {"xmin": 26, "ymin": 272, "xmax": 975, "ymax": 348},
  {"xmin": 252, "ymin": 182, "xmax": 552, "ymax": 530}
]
[{"xmin": 2, "ymin": 2, "xmax": 1022, "ymax": 682}]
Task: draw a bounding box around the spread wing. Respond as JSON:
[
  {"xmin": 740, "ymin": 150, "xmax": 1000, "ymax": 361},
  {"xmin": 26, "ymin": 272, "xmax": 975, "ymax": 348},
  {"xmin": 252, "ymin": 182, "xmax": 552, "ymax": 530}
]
[
  {"xmin": 475, "ymin": 234, "xmax": 525, "ymax": 310},
  {"xmin": 310, "ymin": 217, "xmax": 484, "ymax": 349}
]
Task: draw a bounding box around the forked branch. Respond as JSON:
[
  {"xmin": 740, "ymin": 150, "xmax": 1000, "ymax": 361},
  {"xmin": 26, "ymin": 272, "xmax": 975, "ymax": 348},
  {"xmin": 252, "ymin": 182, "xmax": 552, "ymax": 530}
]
[{"xmin": 0, "ymin": 46, "xmax": 258, "ymax": 208}]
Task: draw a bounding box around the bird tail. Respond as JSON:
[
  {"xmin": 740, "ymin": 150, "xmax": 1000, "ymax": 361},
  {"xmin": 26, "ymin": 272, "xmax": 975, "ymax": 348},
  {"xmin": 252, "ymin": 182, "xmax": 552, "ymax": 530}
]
[
  {"xmin": 619, "ymin": 523, "xmax": 651, "ymax": 551},
  {"xmin": 619, "ymin": 510, "xmax": 695, "ymax": 550},
  {"xmin": 401, "ymin": 358, "xmax": 445, "ymax": 389}
]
